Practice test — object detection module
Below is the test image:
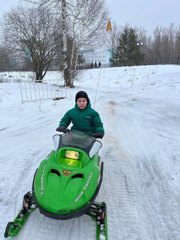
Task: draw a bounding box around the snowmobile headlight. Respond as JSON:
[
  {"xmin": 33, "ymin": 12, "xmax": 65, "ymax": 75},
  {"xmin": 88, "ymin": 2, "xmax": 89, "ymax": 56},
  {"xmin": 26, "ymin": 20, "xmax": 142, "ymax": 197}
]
[{"xmin": 65, "ymin": 150, "xmax": 79, "ymax": 160}]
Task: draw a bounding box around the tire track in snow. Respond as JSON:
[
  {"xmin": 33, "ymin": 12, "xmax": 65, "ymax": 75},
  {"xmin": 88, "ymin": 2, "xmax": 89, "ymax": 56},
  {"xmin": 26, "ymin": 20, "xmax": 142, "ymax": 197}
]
[
  {"xmin": 102, "ymin": 136, "xmax": 142, "ymax": 240},
  {"xmin": 120, "ymin": 101, "xmax": 180, "ymax": 240},
  {"xmin": 136, "ymin": 155, "xmax": 180, "ymax": 240},
  {"xmin": 105, "ymin": 98, "xmax": 180, "ymax": 240},
  {"xmin": 100, "ymin": 100, "xmax": 142, "ymax": 240}
]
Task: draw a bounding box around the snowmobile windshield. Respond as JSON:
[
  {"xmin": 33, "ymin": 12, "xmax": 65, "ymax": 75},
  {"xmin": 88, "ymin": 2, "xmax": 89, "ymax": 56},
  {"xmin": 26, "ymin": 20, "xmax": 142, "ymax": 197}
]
[{"xmin": 53, "ymin": 130, "xmax": 102, "ymax": 156}]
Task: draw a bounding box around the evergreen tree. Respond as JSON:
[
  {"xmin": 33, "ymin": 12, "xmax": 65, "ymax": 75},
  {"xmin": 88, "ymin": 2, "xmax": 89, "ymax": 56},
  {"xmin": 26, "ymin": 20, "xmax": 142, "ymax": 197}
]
[{"xmin": 112, "ymin": 27, "xmax": 144, "ymax": 66}]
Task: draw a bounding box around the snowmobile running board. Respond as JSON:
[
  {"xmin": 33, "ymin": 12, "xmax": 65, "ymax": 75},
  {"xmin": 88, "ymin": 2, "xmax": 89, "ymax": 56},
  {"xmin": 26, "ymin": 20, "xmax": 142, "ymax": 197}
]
[{"xmin": 4, "ymin": 193, "xmax": 108, "ymax": 240}]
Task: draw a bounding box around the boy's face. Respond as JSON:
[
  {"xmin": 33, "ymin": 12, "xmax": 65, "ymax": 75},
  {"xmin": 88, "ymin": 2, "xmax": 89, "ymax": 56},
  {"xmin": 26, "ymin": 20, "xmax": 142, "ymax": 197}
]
[{"xmin": 77, "ymin": 98, "xmax": 88, "ymax": 109}]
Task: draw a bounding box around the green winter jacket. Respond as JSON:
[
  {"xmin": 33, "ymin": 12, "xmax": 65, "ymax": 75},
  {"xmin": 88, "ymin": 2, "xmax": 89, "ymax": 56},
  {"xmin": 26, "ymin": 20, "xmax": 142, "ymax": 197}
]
[{"xmin": 59, "ymin": 102, "xmax": 104, "ymax": 136}]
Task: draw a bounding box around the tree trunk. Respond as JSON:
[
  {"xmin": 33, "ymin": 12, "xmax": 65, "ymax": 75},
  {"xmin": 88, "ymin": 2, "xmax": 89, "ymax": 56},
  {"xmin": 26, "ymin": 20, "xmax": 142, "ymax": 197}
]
[
  {"xmin": 64, "ymin": 68, "xmax": 73, "ymax": 87},
  {"xmin": 62, "ymin": 0, "xmax": 69, "ymax": 86},
  {"xmin": 35, "ymin": 71, "xmax": 43, "ymax": 82}
]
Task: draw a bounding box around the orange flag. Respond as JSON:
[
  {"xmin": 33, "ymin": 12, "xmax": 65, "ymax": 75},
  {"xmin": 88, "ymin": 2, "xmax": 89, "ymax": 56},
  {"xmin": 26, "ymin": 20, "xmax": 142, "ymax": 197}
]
[{"xmin": 106, "ymin": 19, "xmax": 112, "ymax": 32}]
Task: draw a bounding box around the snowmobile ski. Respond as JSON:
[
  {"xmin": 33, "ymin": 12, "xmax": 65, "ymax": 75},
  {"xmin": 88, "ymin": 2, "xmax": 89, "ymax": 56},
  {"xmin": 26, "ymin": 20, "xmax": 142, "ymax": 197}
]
[
  {"xmin": 88, "ymin": 202, "xmax": 108, "ymax": 240},
  {"xmin": 4, "ymin": 192, "xmax": 36, "ymax": 238}
]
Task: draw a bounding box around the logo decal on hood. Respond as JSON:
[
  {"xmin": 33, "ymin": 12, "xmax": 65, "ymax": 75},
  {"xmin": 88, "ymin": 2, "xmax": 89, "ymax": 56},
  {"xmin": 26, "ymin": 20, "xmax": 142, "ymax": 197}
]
[{"xmin": 62, "ymin": 170, "xmax": 72, "ymax": 176}]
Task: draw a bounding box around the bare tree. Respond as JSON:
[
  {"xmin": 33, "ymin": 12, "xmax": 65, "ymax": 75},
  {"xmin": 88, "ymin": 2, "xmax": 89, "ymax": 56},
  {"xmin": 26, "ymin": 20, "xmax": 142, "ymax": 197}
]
[
  {"xmin": 66, "ymin": 0, "xmax": 108, "ymax": 75},
  {"xmin": 3, "ymin": 6, "xmax": 61, "ymax": 81},
  {"xmin": 24, "ymin": 0, "xmax": 108, "ymax": 87},
  {"xmin": 152, "ymin": 27, "xmax": 163, "ymax": 63},
  {"xmin": 174, "ymin": 27, "xmax": 180, "ymax": 63},
  {"xmin": 160, "ymin": 24, "xmax": 175, "ymax": 63},
  {"xmin": 0, "ymin": 45, "xmax": 11, "ymax": 71},
  {"xmin": 150, "ymin": 25, "xmax": 179, "ymax": 64},
  {"xmin": 106, "ymin": 23, "xmax": 121, "ymax": 66},
  {"xmin": 136, "ymin": 27, "xmax": 153, "ymax": 65}
]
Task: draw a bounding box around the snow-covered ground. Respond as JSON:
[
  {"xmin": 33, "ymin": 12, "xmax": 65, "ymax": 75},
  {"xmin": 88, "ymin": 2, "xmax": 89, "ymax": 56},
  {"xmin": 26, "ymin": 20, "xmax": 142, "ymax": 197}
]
[{"xmin": 0, "ymin": 65, "xmax": 180, "ymax": 240}]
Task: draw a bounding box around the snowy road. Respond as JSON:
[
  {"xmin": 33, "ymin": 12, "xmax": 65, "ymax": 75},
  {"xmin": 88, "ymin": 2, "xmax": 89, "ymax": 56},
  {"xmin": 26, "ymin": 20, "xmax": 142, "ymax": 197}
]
[
  {"xmin": 101, "ymin": 96, "xmax": 180, "ymax": 240},
  {"xmin": 0, "ymin": 65, "xmax": 180, "ymax": 240}
]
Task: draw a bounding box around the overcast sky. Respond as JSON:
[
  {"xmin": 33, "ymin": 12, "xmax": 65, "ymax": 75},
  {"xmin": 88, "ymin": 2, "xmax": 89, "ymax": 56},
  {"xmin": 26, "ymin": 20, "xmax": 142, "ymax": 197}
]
[
  {"xmin": 0, "ymin": 0, "xmax": 20, "ymax": 16},
  {"xmin": 0, "ymin": 0, "xmax": 179, "ymax": 36},
  {"xmin": 106, "ymin": 0, "xmax": 180, "ymax": 35}
]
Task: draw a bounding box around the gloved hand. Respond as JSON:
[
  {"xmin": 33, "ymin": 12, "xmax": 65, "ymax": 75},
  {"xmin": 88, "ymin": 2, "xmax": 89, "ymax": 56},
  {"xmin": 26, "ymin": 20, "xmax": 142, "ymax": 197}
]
[
  {"xmin": 92, "ymin": 132, "xmax": 104, "ymax": 139},
  {"xmin": 56, "ymin": 126, "xmax": 67, "ymax": 133}
]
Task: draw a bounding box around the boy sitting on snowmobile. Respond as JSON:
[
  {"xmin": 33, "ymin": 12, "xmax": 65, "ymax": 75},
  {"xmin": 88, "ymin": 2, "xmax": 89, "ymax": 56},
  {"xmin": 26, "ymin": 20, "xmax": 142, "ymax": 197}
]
[{"xmin": 56, "ymin": 91, "xmax": 104, "ymax": 139}]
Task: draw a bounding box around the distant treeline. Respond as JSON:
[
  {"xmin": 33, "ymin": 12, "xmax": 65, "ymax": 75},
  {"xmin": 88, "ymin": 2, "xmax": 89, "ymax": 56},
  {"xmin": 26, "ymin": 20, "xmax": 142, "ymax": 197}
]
[
  {"xmin": 108, "ymin": 24, "xmax": 180, "ymax": 67},
  {"xmin": 0, "ymin": 9, "xmax": 179, "ymax": 72}
]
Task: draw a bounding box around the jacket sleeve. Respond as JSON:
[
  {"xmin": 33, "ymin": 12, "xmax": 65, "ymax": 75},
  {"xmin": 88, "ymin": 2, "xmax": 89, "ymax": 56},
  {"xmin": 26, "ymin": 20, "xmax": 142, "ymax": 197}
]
[
  {"xmin": 93, "ymin": 112, "xmax": 104, "ymax": 134},
  {"xmin": 59, "ymin": 111, "xmax": 71, "ymax": 128}
]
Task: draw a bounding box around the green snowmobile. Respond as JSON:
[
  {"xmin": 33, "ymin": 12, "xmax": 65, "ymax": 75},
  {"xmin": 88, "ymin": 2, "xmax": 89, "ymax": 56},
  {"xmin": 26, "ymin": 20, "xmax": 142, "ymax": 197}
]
[{"xmin": 4, "ymin": 130, "xmax": 108, "ymax": 240}]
